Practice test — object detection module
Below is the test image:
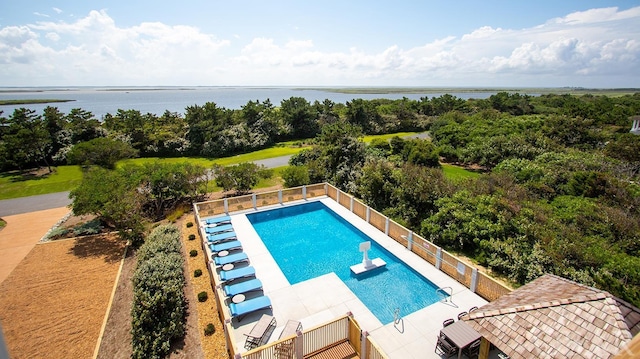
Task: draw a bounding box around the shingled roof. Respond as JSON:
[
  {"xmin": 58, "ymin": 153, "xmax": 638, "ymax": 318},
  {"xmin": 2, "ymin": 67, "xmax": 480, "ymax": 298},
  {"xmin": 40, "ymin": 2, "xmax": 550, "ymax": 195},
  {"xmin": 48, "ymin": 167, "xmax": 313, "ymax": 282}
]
[{"xmin": 464, "ymin": 274, "xmax": 640, "ymax": 359}]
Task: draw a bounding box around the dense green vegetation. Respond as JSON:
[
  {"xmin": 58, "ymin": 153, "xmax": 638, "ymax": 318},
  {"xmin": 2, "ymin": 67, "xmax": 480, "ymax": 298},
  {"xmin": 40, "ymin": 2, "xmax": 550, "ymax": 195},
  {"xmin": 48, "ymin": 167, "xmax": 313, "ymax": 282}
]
[{"xmin": 2, "ymin": 91, "xmax": 640, "ymax": 306}]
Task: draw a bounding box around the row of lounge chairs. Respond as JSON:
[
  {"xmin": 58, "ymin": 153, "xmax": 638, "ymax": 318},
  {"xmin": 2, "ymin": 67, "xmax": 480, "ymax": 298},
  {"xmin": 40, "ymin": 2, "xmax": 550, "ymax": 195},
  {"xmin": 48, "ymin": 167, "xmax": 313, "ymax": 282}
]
[
  {"xmin": 203, "ymin": 214, "xmax": 304, "ymax": 353},
  {"xmin": 203, "ymin": 215, "xmax": 272, "ymax": 321}
]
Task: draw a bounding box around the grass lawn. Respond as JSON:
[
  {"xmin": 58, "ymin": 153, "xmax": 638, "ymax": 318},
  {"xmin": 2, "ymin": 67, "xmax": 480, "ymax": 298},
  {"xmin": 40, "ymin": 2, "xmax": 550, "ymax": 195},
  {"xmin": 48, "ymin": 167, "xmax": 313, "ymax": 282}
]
[
  {"xmin": 362, "ymin": 132, "xmax": 421, "ymax": 143},
  {"xmin": 442, "ymin": 163, "xmax": 481, "ymax": 181},
  {"xmin": 0, "ymin": 166, "xmax": 83, "ymax": 200},
  {"xmin": 119, "ymin": 144, "xmax": 309, "ymax": 168}
]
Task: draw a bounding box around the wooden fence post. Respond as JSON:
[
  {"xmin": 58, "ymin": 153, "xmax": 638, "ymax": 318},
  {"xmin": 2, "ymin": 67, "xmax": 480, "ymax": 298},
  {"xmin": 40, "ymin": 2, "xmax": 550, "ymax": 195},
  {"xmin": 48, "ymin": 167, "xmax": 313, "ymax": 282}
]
[
  {"xmin": 385, "ymin": 218, "xmax": 389, "ymax": 236},
  {"xmin": 360, "ymin": 331, "xmax": 368, "ymax": 359},
  {"xmin": 295, "ymin": 330, "xmax": 304, "ymax": 359}
]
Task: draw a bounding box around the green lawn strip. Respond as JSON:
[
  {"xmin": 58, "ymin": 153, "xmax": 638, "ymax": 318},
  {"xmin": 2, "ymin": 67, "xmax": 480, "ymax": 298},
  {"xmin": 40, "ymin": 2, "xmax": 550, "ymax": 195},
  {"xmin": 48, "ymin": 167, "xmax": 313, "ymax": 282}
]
[
  {"xmin": 362, "ymin": 132, "xmax": 420, "ymax": 143},
  {"xmin": 0, "ymin": 166, "xmax": 82, "ymax": 200},
  {"xmin": 441, "ymin": 163, "xmax": 481, "ymax": 181},
  {"xmin": 119, "ymin": 145, "xmax": 309, "ymax": 168}
]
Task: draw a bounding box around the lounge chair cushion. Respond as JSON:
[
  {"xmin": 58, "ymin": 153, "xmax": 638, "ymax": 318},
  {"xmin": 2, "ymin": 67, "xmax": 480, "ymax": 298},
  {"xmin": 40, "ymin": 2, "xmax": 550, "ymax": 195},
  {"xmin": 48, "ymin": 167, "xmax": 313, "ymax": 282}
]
[
  {"xmin": 214, "ymin": 252, "xmax": 249, "ymax": 266},
  {"xmin": 224, "ymin": 278, "xmax": 263, "ymax": 297},
  {"xmin": 230, "ymin": 296, "xmax": 272, "ymax": 318},
  {"xmin": 210, "ymin": 240, "xmax": 242, "ymax": 253},
  {"xmin": 205, "ymin": 223, "xmax": 233, "ymax": 234},
  {"xmin": 220, "ymin": 266, "xmax": 255, "ymax": 281},
  {"xmin": 207, "ymin": 231, "xmax": 237, "ymax": 243},
  {"xmin": 205, "ymin": 215, "xmax": 231, "ymax": 225}
]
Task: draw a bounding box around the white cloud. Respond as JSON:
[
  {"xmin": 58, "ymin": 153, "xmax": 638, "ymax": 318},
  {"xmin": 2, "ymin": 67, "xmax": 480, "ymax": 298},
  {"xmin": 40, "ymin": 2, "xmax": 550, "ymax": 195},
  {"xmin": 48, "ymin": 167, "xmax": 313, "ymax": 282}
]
[
  {"xmin": 0, "ymin": 7, "xmax": 639, "ymax": 86},
  {"xmin": 53, "ymin": 7, "xmax": 63, "ymax": 14},
  {"xmin": 33, "ymin": 12, "xmax": 50, "ymax": 18}
]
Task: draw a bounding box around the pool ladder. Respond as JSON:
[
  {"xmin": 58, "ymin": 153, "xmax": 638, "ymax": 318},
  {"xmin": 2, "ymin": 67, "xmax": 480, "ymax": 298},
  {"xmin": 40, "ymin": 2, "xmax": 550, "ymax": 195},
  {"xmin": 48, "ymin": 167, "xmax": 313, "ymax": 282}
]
[
  {"xmin": 393, "ymin": 307, "xmax": 404, "ymax": 332},
  {"xmin": 437, "ymin": 286, "xmax": 453, "ymax": 303}
]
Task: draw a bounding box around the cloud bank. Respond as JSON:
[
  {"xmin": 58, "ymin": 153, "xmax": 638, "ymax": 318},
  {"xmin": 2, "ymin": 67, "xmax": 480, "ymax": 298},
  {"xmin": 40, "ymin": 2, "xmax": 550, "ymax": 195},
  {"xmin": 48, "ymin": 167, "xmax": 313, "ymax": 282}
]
[{"xmin": 1, "ymin": 7, "xmax": 638, "ymax": 87}]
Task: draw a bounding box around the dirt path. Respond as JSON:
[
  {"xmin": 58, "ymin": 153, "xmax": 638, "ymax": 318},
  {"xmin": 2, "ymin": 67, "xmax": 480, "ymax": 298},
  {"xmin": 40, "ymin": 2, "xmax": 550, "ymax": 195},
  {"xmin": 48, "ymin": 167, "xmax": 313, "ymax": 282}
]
[{"xmin": 0, "ymin": 207, "xmax": 70, "ymax": 284}]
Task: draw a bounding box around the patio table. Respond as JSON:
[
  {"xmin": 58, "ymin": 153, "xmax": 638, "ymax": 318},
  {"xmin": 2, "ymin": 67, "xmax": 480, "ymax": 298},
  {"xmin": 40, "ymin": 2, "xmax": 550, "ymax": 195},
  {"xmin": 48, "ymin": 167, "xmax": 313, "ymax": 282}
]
[{"xmin": 440, "ymin": 320, "xmax": 482, "ymax": 359}]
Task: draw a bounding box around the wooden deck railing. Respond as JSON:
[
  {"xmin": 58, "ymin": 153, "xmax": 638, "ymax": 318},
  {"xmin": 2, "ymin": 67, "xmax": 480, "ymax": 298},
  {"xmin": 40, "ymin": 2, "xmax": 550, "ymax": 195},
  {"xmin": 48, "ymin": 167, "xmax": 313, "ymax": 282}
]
[{"xmin": 240, "ymin": 313, "xmax": 386, "ymax": 359}]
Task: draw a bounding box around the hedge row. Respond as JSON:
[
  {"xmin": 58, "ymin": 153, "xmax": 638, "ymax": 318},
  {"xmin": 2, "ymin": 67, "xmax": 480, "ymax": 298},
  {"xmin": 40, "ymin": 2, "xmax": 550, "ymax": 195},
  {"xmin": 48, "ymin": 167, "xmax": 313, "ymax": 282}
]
[{"xmin": 131, "ymin": 224, "xmax": 186, "ymax": 359}]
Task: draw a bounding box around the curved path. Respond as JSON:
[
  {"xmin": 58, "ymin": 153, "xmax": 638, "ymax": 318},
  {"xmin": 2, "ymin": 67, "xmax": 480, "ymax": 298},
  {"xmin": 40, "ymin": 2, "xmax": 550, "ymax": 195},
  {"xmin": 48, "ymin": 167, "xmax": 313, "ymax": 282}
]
[{"xmin": 0, "ymin": 191, "xmax": 71, "ymax": 217}]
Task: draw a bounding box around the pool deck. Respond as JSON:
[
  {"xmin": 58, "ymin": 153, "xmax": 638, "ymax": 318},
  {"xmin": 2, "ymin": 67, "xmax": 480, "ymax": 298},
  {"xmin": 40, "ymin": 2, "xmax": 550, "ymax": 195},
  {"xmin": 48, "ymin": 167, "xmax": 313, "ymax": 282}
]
[{"xmin": 204, "ymin": 197, "xmax": 488, "ymax": 359}]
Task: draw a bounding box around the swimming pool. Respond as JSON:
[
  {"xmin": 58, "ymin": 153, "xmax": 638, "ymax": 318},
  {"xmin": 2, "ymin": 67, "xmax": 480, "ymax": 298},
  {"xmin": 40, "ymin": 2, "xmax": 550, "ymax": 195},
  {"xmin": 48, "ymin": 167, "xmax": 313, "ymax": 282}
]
[{"xmin": 246, "ymin": 201, "xmax": 442, "ymax": 324}]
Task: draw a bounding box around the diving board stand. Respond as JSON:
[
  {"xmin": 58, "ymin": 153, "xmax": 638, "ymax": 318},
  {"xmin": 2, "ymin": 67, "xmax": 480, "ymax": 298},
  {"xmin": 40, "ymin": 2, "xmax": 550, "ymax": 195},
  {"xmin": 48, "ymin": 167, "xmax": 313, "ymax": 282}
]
[{"xmin": 350, "ymin": 241, "xmax": 386, "ymax": 275}]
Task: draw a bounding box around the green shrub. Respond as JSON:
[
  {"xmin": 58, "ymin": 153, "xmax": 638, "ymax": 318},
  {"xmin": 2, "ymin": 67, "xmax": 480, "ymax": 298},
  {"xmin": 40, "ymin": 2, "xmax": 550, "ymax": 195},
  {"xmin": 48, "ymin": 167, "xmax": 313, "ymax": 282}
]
[
  {"xmin": 282, "ymin": 165, "xmax": 310, "ymax": 188},
  {"xmin": 189, "ymin": 249, "xmax": 198, "ymax": 257},
  {"xmin": 131, "ymin": 224, "xmax": 186, "ymax": 359},
  {"xmin": 72, "ymin": 218, "xmax": 104, "ymax": 236},
  {"xmin": 197, "ymin": 291, "xmax": 208, "ymax": 302},
  {"xmin": 204, "ymin": 323, "xmax": 215, "ymax": 336},
  {"xmin": 166, "ymin": 208, "xmax": 185, "ymax": 223},
  {"xmin": 188, "ymin": 234, "xmax": 196, "ymax": 241},
  {"xmin": 45, "ymin": 227, "xmax": 70, "ymax": 240},
  {"xmin": 186, "ymin": 221, "xmax": 194, "ymax": 228},
  {"xmin": 194, "ymin": 269, "xmax": 202, "ymax": 277}
]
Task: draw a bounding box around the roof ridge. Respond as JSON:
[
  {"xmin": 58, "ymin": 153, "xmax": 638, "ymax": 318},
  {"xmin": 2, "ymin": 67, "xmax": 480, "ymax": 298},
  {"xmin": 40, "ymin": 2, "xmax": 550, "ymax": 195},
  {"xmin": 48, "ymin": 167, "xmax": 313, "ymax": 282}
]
[
  {"xmin": 468, "ymin": 292, "xmax": 609, "ymax": 320},
  {"xmin": 544, "ymin": 273, "xmax": 607, "ymax": 294}
]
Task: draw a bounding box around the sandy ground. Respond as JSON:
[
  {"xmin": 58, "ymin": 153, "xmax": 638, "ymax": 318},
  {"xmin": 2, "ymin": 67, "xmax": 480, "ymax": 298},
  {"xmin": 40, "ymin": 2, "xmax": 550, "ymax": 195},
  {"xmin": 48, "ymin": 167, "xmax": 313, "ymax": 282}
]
[
  {"xmin": 0, "ymin": 233, "xmax": 125, "ymax": 359},
  {"xmin": 0, "ymin": 207, "xmax": 70, "ymax": 284}
]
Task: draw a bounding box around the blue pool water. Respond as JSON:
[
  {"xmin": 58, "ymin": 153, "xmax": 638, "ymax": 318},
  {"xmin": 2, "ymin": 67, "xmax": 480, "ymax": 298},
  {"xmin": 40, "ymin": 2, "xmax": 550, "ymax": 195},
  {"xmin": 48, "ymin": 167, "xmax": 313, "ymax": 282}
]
[{"xmin": 246, "ymin": 201, "xmax": 442, "ymax": 324}]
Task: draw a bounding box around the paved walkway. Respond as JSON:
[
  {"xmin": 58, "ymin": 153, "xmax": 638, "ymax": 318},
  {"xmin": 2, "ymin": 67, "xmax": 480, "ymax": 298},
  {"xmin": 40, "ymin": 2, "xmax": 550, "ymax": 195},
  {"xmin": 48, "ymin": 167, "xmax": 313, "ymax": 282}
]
[
  {"xmin": 0, "ymin": 207, "xmax": 70, "ymax": 284},
  {"xmin": 0, "ymin": 192, "xmax": 71, "ymax": 217}
]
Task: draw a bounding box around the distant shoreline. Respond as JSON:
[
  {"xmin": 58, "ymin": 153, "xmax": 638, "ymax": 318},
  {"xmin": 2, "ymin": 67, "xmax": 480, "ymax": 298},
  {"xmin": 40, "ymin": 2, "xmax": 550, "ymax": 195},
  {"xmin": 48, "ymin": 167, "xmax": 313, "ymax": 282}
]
[
  {"xmin": 299, "ymin": 87, "xmax": 640, "ymax": 95},
  {"xmin": 0, "ymin": 99, "xmax": 76, "ymax": 106}
]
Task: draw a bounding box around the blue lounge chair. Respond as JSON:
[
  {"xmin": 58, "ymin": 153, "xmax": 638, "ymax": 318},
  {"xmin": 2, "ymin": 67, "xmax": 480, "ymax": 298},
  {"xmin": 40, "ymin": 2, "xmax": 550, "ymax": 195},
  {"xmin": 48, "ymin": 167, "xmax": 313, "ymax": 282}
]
[
  {"xmin": 223, "ymin": 278, "xmax": 263, "ymax": 297},
  {"xmin": 220, "ymin": 266, "xmax": 256, "ymax": 282},
  {"xmin": 210, "ymin": 240, "xmax": 242, "ymax": 253},
  {"xmin": 205, "ymin": 215, "xmax": 231, "ymax": 225},
  {"xmin": 230, "ymin": 295, "xmax": 272, "ymax": 319},
  {"xmin": 214, "ymin": 252, "xmax": 249, "ymax": 266},
  {"xmin": 207, "ymin": 231, "xmax": 237, "ymax": 243},
  {"xmin": 205, "ymin": 223, "xmax": 233, "ymax": 234}
]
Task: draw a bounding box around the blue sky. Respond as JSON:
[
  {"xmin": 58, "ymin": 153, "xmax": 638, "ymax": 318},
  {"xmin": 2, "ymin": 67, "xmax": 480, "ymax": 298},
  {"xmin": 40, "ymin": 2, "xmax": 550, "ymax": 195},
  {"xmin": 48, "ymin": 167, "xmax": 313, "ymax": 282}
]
[{"xmin": 1, "ymin": 1, "xmax": 639, "ymax": 87}]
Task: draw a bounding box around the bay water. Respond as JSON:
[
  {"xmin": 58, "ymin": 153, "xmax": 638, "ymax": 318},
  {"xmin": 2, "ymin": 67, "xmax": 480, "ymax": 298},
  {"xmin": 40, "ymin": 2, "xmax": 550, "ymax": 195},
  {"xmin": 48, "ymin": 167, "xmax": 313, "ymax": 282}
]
[{"xmin": 0, "ymin": 86, "xmax": 500, "ymax": 119}]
